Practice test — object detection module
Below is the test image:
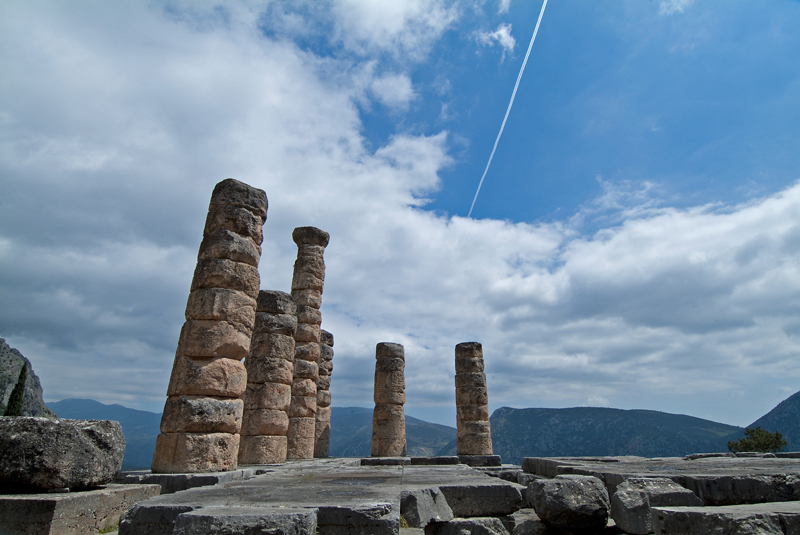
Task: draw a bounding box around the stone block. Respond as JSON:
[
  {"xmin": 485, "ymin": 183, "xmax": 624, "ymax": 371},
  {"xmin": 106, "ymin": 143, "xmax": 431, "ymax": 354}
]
[
  {"xmin": 151, "ymin": 432, "xmax": 239, "ymax": 474},
  {"xmin": 295, "ymin": 323, "xmax": 321, "ymax": 343},
  {"xmin": 291, "ymin": 272, "xmax": 325, "ymax": 292},
  {"xmin": 210, "ymin": 178, "xmax": 267, "ymax": 221},
  {"xmin": 293, "ymin": 254, "xmax": 326, "ymax": 280},
  {"xmin": 317, "ymin": 389, "xmax": 331, "ymax": 407},
  {"xmin": 160, "ymin": 396, "xmax": 244, "ymax": 434},
  {"xmin": 253, "ymin": 312, "xmax": 297, "ymax": 336},
  {"xmin": 426, "ymin": 517, "xmax": 509, "ymax": 535},
  {"xmin": 376, "ymin": 343, "xmax": 404, "ymax": 359},
  {"xmin": 295, "ymin": 341, "xmax": 321, "ymax": 362},
  {"xmin": 238, "ymin": 435, "xmax": 288, "ymax": 465},
  {"xmin": 319, "ymin": 359, "xmax": 333, "ymax": 375},
  {"xmin": 651, "ymin": 502, "xmax": 800, "ymax": 535},
  {"xmin": 294, "ymin": 358, "xmax": 319, "ymax": 380},
  {"xmin": 244, "ymin": 382, "xmax": 291, "ymax": 411},
  {"xmin": 256, "ymin": 290, "xmax": 296, "ymax": 315},
  {"xmin": 293, "ymin": 227, "xmax": 330, "ymax": 247},
  {"xmin": 320, "ymin": 330, "xmax": 334, "ymax": 347},
  {"xmin": 287, "ymin": 417, "xmax": 316, "ymax": 439},
  {"xmin": 371, "ymin": 437, "xmax": 407, "ymax": 458},
  {"xmin": 0, "ymin": 417, "xmax": 124, "ymax": 491},
  {"xmin": 457, "ymin": 434, "xmax": 493, "ymax": 456},
  {"xmin": 457, "ymin": 404, "xmax": 490, "ymax": 422},
  {"xmin": 204, "ymin": 203, "xmax": 263, "ymax": 245},
  {"xmin": 190, "ymin": 258, "xmax": 260, "ymax": 300},
  {"xmin": 184, "ymin": 288, "xmax": 256, "ymax": 334},
  {"xmin": 528, "ymin": 475, "xmax": 609, "ymax": 532},
  {"xmin": 455, "ymin": 372, "xmax": 487, "ymax": 388},
  {"xmin": 455, "ymin": 357, "xmax": 484, "ymax": 374},
  {"xmin": 375, "ymin": 370, "xmax": 406, "ymax": 391},
  {"xmin": 437, "ymin": 481, "xmax": 523, "ymax": 517},
  {"xmin": 400, "ymin": 487, "xmax": 453, "ymax": 528},
  {"xmin": 287, "ymin": 395, "xmax": 316, "ymax": 418},
  {"xmin": 287, "ymin": 423, "xmax": 315, "ymax": 459},
  {"xmin": 292, "ymin": 378, "xmax": 318, "ymax": 397},
  {"xmin": 291, "ymin": 288, "xmax": 321, "ymax": 308},
  {"xmin": 198, "ymin": 230, "xmax": 261, "ymax": 267},
  {"xmin": 610, "ymin": 477, "xmax": 702, "ymax": 535},
  {"xmin": 458, "ymin": 455, "xmax": 502, "ymax": 467},
  {"xmin": 241, "ymin": 408, "xmax": 289, "ymax": 436},
  {"xmin": 317, "ymin": 375, "xmax": 331, "ymax": 390},
  {"xmin": 179, "ymin": 319, "xmax": 250, "ymax": 360},
  {"xmin": 455, "ymin": 387, "xmax": 488, "ymax": 406},
  {"xmin": 172, "ymin": 506, "xmax": 317, "ymax": 535},
  {"xmin": 296, "ymin": 305, "xmax": 322, "ymax": 325},
  {"xmin": 0, "ymin": 483, "xmax": 160, "ymax": 535},
  {"xmin": 316, "ymin": 405, "xmax": 331, "ymax": 422},
  {"xmin": 167, "ymin": 355, "xmax": 247, "ymax": 397},
  {"xmin": 245, "ymin": 356, "xmax": 294, "ymax": 385},
  {"xmin": 250, "ymin": 333, "xmax": 295, "ymax": 361},
  {"xmin": 458, "ymin": 420, "xmax": 491, "ymax": 437},
  {"xmin": 375, "ymin": 390, "xmax": 406, "ymax": 405}
]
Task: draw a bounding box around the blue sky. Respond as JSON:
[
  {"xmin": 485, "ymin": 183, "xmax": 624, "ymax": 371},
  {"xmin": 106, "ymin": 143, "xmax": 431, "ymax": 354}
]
[{"xmin": 1, "ymin": 0, "xmax": 799, "ymax": 430}]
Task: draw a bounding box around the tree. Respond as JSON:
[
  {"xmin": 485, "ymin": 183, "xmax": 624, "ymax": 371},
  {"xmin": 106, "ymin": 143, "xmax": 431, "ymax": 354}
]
[
  {"xmin": 728, "ymin": 426, "xmax": 787, "ymax": 453},
  {"xmin": 4, "ymin": 364, "xmax": 27, "ymax": 417}
]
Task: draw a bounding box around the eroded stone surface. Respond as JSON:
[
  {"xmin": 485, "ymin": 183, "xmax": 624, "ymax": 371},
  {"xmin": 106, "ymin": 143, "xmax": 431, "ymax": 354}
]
[
  {"xmin": 315, "ymin": 330, "xmax": 334, "ymax": 458},
  {"xmin": 372, "ymin": 342, "xmax": 407, "ymax": 458},
  {"xmin": 400, "ymin": 487, "xmax": 454, "ymax": 528},
  {"xmin": 652, "ymin": 501, "xmax": 800, "ymax": 535},
  {"xmin": 610, "ymin": 477, "xmax": 702, "ymax": 535},
  {"xmin": 455, "ymin": 342, "xmax": 493, "ymax": 456},
  {"xmin": 528, "ymin": 475, "xmax": 610, "ymax": 532}
]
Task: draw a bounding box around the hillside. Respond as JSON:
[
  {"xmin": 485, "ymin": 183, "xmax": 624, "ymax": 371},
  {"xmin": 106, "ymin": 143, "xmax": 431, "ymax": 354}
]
[
  {"xmin": 749, "ymin": 390, "xmax": 800, "ymax": 451},
  {"xmin": 489, "ymin": 406, "xmax": 744, "ymax": 464},
  {"xmin": 0, "ymin": 338, "xmax": 55, "ymax": 417},
  {"xmin": 48, "ymin": 398, "xmax": 161, "ymax": 470}
]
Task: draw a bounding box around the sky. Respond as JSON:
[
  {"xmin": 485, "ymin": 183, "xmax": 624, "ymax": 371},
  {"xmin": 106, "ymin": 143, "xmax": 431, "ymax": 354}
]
[{"xmin": 1, "ymin": 0, "xmax": 798, "ymax": 429}]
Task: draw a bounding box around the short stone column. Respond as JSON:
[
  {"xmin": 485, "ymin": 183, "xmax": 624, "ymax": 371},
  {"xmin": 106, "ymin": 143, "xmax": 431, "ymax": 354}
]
[
  {"xmin": 153, "ymin": 178, "xmax": 267, "ymax": 473},
  {"xmin": 286, "ymin": 226, "xmax": 330, "ymax": 460},
  {"xmin": 238, "ymin": 290, "xmax": 296, "ymax": 464},
  {"xmin": 314, "ymin": 329, "xmax": 334, "ymax": 457},
  {"xmin": 371, "ymin": 342, "xmax": 406, "ymax": 457},
  {"xmin": 455, "ymin": 342, "xmax": 493, "ymax": 455}
]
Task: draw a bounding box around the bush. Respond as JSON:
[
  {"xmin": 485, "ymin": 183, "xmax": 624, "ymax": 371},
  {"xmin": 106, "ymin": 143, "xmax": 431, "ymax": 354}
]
[
  {"xmin": 728, "ymin": 426, "xmax": 787, "ymax": 453},
  {"xmin": 4, "ymin": 364, "xmax": 27, "ymax": 417}
]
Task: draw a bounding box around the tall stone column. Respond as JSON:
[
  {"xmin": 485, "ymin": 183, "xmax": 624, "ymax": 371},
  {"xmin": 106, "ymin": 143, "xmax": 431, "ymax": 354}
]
[
  {"xmin": 238, "ymin": 290, "xmax": 296, "ymax": 464},
  {"xmin": 153, "ymin": 178, "xmax": 267, "ymax": 473},
  {"xmin": 455, "ymin": 342, "xmax": 493, "ymax": 455},
  {"xmin": 286, "ymin": 226, "xmax": 329, "ymax": 460},
  {"xmin": 314, "ymin": 329, "xmax": 334, "ymax": 458},
  {"xmin": 371, "ymin": 342, "xmax": 406, "ymax": 457}
]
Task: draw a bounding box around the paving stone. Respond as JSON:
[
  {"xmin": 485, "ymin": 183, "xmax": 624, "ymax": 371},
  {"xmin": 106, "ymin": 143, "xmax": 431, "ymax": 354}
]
[
  {"xmin": 115, "ymin": 468, "xmax": 259, "ymax": 494},
  {"xmin": 172, "ymin": 506, "xmax": 317, "ymax": 535},
  {"xmin": 426, "ymin": 517, "xmax": 510, "ymax": 535},
  {"xmin": 651, "ymin": 501, "xmax": 800, "ymax": 535}
]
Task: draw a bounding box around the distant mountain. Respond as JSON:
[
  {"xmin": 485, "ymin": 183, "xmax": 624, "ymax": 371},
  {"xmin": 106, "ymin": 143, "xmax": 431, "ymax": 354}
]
[
  {"xmin": 749, "ymin": 390, "xmax": 800, "ymax": 451},
  {"xmin": 47, "ymin": 398, "xmax": 161, "ymax": 470},
  {"xmin": 0, "ymin": 338, "xmax": 55, "ymax": 417},
  {"xmin": 489, "ymin": 406, "xmax": 744, "ymax": 464},
  {"xmin": 329, "ymin": 407, "xmax": 456, "ymax": 457}
]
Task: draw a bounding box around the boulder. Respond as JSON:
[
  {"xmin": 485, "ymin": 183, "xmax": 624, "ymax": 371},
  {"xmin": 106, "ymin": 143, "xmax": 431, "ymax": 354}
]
[
  {"xmin": 400, "ymin": 487, "xmax": 453, "ymax": 528},
  {"xmin": 528, "ymin": 475, "xmax": 610, "ymax": 532},
  {"xmin": 0, "ymin": 417, "xmax": 125, "ymax": 491},
  {"xmin": 610, "ymin": 477, "xmax": 702, "ymax": 535}
]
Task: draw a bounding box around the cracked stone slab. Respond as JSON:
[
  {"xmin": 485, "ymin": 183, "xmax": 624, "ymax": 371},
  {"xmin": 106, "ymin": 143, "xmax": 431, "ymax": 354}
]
[{"xmin": 652, "ymin": 501, "xmax": 800, "ymax": 535}]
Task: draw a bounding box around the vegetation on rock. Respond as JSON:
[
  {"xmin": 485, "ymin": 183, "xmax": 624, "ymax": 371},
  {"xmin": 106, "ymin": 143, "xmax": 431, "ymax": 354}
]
[
  {"xmin": 727, "ymin": 426, "xmax": 787, "ymax": 453},
  {"xmin": 3, "ymin": 364, "xmax": 27, "ymax": 416}
]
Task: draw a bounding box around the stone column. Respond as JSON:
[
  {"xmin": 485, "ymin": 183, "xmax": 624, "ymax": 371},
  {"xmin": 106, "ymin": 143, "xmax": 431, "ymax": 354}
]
[
  {"xmin": 153, "ymin": 178, "xmax": 267, "ymax": 473},
  {"xmin": 314, "ymin": 329, "xmax": 334, "ymax": 458},
  {"xmin": 286, "ymin": 226, "xmax": 329, "ymax": 460},
  {"xmin": 455, "ymin": 342, "xmax": 493, "ymax": 455},
  {"xmin": 371, "ymin": 342, "xmax": 406, "ymax": 457},
  {"xmin": 238, "ymin": 290, "xmax": 296, "ymax": 464}
]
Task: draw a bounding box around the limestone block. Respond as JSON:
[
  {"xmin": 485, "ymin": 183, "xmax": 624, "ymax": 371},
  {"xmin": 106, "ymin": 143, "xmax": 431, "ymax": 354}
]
[
  {"xmin": 375, "ymin": 370, "xmax": 406, "ymax": 391},
  {"xmin": 425, "ymin": 517, "xmax": 509, "ymax": 535},
  {"xmin": 241, "ymin": 409, "xmax": 289, "ymax": 436},
  {"xmin": 373, "ymin": 403, "xmax": 405, "ymax": 421},
  {"xmin": 456, "ymin": 386, "xmax": 489, "ymax": 406},
  {"xmin": 291, "ymin": 378, "xmax": 317, "ymax": 397},
  {"xmin": 455, "ymin": 372, "xmax": 487, "ymax": 388},
  {"xmin": 610, "ymin": 477, "xmax": 702, "ymax": 535},
  {"xmin": 374, "ymin": 390, "xmax": 406, "ymax": 405},
  {"xmin": 151, "ymin": 432, "xmax": 239, "ymax": 474},
  {"xmin": 293, "ymin": 358, "xmax": 319, "ymax": 380},
  {"xmin": 245, "ymin": 356, "xmax": 294, "ymax": 385},
  {"xmin": 287, "ymin": 417, "xmax": 316, "ymax": 438},
  {"xmin": 377, "ymin": 343, "xmax": 404, "ymax": 359},
  {"xmin": 292, "ymin": 227, "xmax": 330, "ymax": 248},
  {"xmin": 256, "ymin": 290, "xmax": 296, "ymax": 315},
  {"xmin": 296, "ymin": 305, "xmax": 322, "ymax": 325},
  {"xmin": 317, "ymin": 390, "xmax": 331, "ymax": 407},
  {"xmin": 437, "ymin": 482, "xmax": 523, "ymax": 518},
  {"xmin": 179, "ymin": 320, "xmax": 250, "ymax": 360},
  {"xmin": 455, "ymin": 341, "xmax": 483, "ymax": 359},
  {"xmin": 238, "ymin": 435, "xmax": 288, "ymax": 465},
  {"xmin": 317, "ymin": 376, "xmax": 331, "ymax": 390},
  {"xmin": 287, "ymin": 395, "xmax": 316, "ymax": 418},
  {"xmin": 291, "ymin": 273, "xmax": 324, "ymax": 292},
  {"xmin": 291, "ymin": 289, "xmax": 322, "ymax": 308},
  {"xmin": 320, "ymin": 330, "xmax": 334, "ymax": 347},
  {"xmin": 172, "ymin": 506, "xmax": 317, "ymax": 535},
  {"xmin": 253, "ymin": 312, "xmax": 297, "ymax": 336},
  {"xmin": 319, "ymin": 360, "xmax": 333, "ymax": 375},
  {"xmin": 457, "ymin": 433, "xmax": 493, "ymax": 456},
  {"xmin": 457, "ymin": 404, "xmax": 490, "ymax": 422},
  {"xmin": 295, "ymin": 341, "xmax": 321, "ymax": 362},
  {"xmin": 0, "ymin": 417, "xmax": 124, "ymax": 491},
  {"xmin": 243, "ymin": 382, "xmax": 291, "ymax": 411},
  {"xmin": 314, "ymin": 422, "xmax": 330, "ymax": 458},
  {"xmin": 190, "ymin": 258, "xmax": 260, "ymax": 300},
  {"xmin": 455, "ymin": 357, "xmax": 485, "ymax": 374},
  {"xmin": 528, "ymin": 475, "xmax": 609, "ymax": 532},
  {"xmin": 651, "ymin": 502, "xmax": 800, "ymax": 535},
  {"xmin": 400, "ymin": 487, "xmax": 454, "ymax": 528},
  {"xmin": 167, "ymin": 356, "xmax": 247, "ymax": 397},
  {"xmin": 295, "ymin": 323, "xmax": 321, "ymax": 343},
  {"xmin": 374, "ymin": 356, "xmax": 404, "ymax": 373},
  {"xmin": 210, "ymin": 178, "xmax": 267, "ymax": 221},
  {"xmin": 250, "ymin": 333, "xmax": 295, "ymax": 362},
  {"xmin": 316, "ymin": 406, "xmax": 331, "ymax": 422},
  {"xmin": 293, "ymin": 254, "xmax": 326, "ymax": 281},
  {"xmin": 458, "ymin": 420, "xmax": 491, "ymax": 437},
  {"xmin": 160, "ymin": 396, "xmax": 244, "ymax": 434},
  {"xmin": 198, "ymin": 230, "xmax": 261, "ymax": 267},
  {"xmin": 185, "ymin": 288, "xmax": 256, "ymax": 334},
  {"xmin": 204, "ymin": 203, "xmax": 264, "ymax": 245},
  {"xmin": 287, "ymin": 421, "xmax": 315, "ymax": 459},
  {"xmin": 371, "ymin": 437, "xmax": 406, "ymax": 458}
]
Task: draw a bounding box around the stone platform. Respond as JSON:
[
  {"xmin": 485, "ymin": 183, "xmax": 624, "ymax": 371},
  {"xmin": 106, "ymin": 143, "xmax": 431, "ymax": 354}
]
[
  {"xmin": 118, "ymin": 458, "xmax": 525, "ymax": 534},
  {"xmin": 115, "ymin": 466, "xmax": 266, "ymax": 494},
  {"xmin": 0, "ymin": 483, "xmax": 160, "ymax": 535}
]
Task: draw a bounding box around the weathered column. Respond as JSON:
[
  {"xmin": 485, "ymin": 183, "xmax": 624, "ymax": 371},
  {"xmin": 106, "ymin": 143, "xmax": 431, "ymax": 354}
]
[
  {"xmin": 238, "ymin": 290, "xmax": 296, "ymax": 464},
  {"xmin": 153, "ymin": 178, "xmax": 267, "ymax": 473},
  {"xmin": 286, "ymin": 226, "xmax": 329, "ymax": 460},
  {"xmin": 371, "ymin": 342, "xmax": 406, "ymax": 457},
  {"xmin": 314, "ymin": 329, "xmax": 334, "ymax": 457},
  {"xmin": 455, "ymin": 342, "xmax": 493, "ymax": 455}
]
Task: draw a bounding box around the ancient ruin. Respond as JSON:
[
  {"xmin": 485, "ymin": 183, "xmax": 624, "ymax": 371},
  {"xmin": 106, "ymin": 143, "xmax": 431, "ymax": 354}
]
[
  {"xmin": 371, "ymin": 342, "xmax": 407, "ymax": 457},
  {"xmin": 286, "ymin": 226, "xmax": 330, "ymax": 460},
  {"xmin": 455, "ymin": 342, "xmax": 493, "ymax": 456},
  {"xmin": 314, "ymin": 329, "xmax": 334, "ymax": 457},
  {"xmin": 238, "ymin": 290, "xmax": 296, "ymax": 465},
  {"xmin": 152, "ymin": 178, "xmax": 267, "ymax": 473}
]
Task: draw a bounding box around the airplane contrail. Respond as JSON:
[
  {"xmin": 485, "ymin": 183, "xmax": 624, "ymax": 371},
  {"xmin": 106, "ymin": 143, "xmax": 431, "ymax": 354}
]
[{"xmin": 467, "ymin": 0, "xmax": 549, "ymax": 218}]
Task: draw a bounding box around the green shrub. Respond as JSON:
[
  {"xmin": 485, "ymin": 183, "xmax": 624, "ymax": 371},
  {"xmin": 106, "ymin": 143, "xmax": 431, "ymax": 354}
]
[
  {"xmin": 728, "ymin": 426, "xmax": 787, "ymax": 453},
  {"xmin": 3, "ymin": 365, "xmax": 27, "ymax": 417}
]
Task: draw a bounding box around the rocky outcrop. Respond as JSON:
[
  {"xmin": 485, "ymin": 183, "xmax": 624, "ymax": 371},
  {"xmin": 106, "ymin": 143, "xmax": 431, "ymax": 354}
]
[
  {"xmin": 0, "ymin": 338, "xmax": 55, "ymax": 417},
  {"xmin": 0, "ymin": 417, "xmax": 125, "ymax": 491}
]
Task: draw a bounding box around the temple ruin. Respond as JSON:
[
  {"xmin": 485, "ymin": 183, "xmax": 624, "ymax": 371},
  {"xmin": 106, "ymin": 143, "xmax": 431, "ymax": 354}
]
[
  {"xmin": 455, "ymin": 342, "xmax": 493, "ymax": 456},
  {"xmin": 371, "ymin": 342, "xmax": 407, "ymax": 457}
]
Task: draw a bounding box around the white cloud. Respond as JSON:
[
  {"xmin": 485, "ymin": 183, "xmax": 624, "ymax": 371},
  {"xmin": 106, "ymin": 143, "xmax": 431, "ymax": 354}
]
[
  {"xmin": 370, "ymin": 73, "xmax": 417, "ymax": 110},
  {"xmin": 498, "ymin": 0, "xmax": 512, "ymax": 15},
  {"xmin": 659, "ymin": 0, "xmax": 693, "ymax": 16},
  {"xmin": 475, "ymin": 23, "xmax": 516, "ymax": 60}
]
